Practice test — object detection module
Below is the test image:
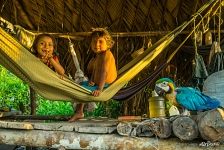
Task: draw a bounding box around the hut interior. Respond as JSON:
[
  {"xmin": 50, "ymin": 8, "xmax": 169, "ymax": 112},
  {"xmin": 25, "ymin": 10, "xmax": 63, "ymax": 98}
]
[
  {"xmin": 0, "ymin": 0, "xmax": 224, "ymax": 116},
  {"xmin": 1, "ymin": 0, "xmax": 224, "ymax": 149}
]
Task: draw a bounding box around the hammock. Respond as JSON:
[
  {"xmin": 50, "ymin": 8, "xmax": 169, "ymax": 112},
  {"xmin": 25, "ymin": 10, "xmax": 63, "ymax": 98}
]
[
  {"xmin": 0, "ymin": 25, "xmax": 176, "ymax": 102},
  {"xmin": 0, "ymin": 23, "xmax": 179, "ymax": 102},
  {"xmin": 0, "ymin": 0, "xmax": 219, "ymax": 102}
]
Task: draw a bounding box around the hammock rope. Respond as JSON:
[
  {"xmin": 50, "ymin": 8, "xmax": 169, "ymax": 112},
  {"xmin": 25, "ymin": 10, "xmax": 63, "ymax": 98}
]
[{"xmin": 114, "ymin": 0, "xmax": 221, "ymax": 100}]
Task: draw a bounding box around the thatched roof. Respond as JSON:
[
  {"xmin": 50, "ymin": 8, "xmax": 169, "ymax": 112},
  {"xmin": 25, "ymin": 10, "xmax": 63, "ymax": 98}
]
[{"xmin": 0, "ymin": 0, "xmax": 210, "ymax": 32}]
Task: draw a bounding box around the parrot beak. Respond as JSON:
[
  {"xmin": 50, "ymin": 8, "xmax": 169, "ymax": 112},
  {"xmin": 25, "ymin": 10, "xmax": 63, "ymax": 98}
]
[
  {"xmin": 155, "ymin": 85, "xmax": 166, "ymax": 95},
  {"xmin": 155, "ymin": 82, "xmax": 170, "ymax": 95}
]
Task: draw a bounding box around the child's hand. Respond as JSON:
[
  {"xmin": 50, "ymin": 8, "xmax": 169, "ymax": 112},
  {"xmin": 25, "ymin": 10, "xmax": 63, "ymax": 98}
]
[
  {"xmin": 46, "ymin": 52, "xmax": 53, "ymax": 60},
  {"xmin": 92, "ymin": 89, "xmax": 101, "ymax": 97},
  {"xmin": 88, "ymin": 81, "xmax": 95, "ymax": 86}
]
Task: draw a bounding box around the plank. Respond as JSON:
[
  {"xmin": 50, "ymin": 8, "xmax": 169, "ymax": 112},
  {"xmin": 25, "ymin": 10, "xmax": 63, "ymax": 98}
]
[
  {"xmin": 0, "ymin": 121, "xmax": 33, "ymax": 130},
  {"xmin": 0, "ymin": 118, "xmax": 118, "ymax": 133},
  {"xmin": 0, "ymin": 111, "xmax": 22, "ymax": 118},
  {"xmin": 33, "ymin": 122, "xmax": 74, "ymax": 131},
  {"xmin": 75, "ymin": 126, "xmax": 117, "ymax": 134}
]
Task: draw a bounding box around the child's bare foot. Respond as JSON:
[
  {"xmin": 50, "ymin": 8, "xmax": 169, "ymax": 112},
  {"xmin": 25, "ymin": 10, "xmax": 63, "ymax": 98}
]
[{"xmin": 68, "ymin": 113, "xmax": 84, "ymax": 122}]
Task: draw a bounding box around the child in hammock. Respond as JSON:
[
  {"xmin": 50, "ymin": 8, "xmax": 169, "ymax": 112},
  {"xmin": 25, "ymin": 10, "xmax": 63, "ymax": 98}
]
[
  {"xmin": 69, "ymin": 28, "xmax": 117, "ymax": 122},
  {"xmin": 31, "ymin": 34, "xmax": 65, "ymax": 77}
]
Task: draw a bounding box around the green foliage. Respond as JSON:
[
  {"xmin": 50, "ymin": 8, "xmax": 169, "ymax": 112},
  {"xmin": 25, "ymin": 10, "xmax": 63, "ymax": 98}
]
[
  {"xmin": 0, "ymin": 66, "xmax": 30, "ymax": 114},
  {"xmin": 0, "ymin": 65, "xmax": 121, "ymax": 118},
  {"xmin": 36, "ymin": 99, "xmax": 121, "ymax": 118},
  {"xmin": 85, "ymin": 100, "xmax": 121, "ymax": 118},
  {"xmin": 36, "ymin": 96, "xmax": 74, "ymax": 115}
]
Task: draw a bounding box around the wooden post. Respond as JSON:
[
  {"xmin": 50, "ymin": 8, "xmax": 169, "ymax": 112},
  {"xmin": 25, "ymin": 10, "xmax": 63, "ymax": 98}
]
[
  {"xmin": 29, "ymin": 87, "xmax": 37, "ymax": 115},
  {"xmin": 156, "ymin": 118, "xmax": 172, "ymax": 139}
]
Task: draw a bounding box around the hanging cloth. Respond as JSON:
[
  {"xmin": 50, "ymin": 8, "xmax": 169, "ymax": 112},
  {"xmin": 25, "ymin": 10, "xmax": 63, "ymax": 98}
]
[
  {"xmin": 208, "ymin": 4, "xmax": 224, "ymax": 75},
  {"xmin": 69, "ymin": 40, "xmax": 96, "ymax": 110},
  {"xmin": 192, "ymin": 18, "xmax": 208, "ymax": 89},
  {"xmin": 69, "ymin": 40, "xmax": 88, "ymax": 83},
  {"xmin": 193, "ymin": 54, "xmax": 208, "ymax": 79},
  {"xmin": 208, "ymin": 42, "xmax": 224, "ymax": 74}
]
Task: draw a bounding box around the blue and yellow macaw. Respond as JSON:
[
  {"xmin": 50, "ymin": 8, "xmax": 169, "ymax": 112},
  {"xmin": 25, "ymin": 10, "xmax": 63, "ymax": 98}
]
[{"xmin": 155, "ymin": 78, "xmax": 220, "ymax": 114}]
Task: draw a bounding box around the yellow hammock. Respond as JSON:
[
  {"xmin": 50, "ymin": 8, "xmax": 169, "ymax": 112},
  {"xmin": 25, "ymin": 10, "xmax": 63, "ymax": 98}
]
[{"xmin": 0, "ymin": 0, "xmax": 218, "ymax": 102}]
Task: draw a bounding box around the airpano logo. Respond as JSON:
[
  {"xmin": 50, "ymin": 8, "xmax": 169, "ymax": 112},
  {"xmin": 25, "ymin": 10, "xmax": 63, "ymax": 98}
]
[{"xmin": 199, "ymin": 141, "xmax": 220, "ymax": 147}]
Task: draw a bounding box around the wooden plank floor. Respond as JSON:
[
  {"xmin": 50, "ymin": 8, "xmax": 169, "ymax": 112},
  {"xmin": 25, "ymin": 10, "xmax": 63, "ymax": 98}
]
[
  {"xmin": 0, "ymin": 117, "xmax": 118, "ymax": 133},
  {"xmin": 0, "ymin": 117, "xmax": 223, "ymax": 149}
]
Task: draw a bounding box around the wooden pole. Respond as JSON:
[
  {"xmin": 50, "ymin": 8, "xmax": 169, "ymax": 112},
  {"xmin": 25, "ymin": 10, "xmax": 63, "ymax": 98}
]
[
  {"xmin": 30, "ymin": 30, "xmax": 224, "ymax": 40},
  {"xmin": 0, "ymin": 129, "xmax": 219, "ymax": 150},
  {"xmin": 29, "ymin": 87, "xmax": 37, "ymax": 115},
  {"xmin": 0, "ymin": 129, "xmax": 164, "ymax": 149}
]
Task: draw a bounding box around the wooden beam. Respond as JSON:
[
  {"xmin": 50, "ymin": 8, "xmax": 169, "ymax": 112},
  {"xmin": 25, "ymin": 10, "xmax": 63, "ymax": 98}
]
[
  {"xmin": 0, "ymin": 129, "xmax": 222, "ymax": 149},
  {"xmin": 4, "ymin": 115, "xmax": 71, "ymax": 121},
  {"xmin": 0, "ymin": 111, "xmax": 21, "ymax": 118},
  {"xmin": 31, "ymin": 30, "xmax": 224, "ymax": 40}
]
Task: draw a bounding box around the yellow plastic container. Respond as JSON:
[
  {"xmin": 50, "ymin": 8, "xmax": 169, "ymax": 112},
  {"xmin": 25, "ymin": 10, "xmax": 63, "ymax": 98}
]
[{"xmin": 149, "ymin": 96, "xmax": 166, "ymax": 118}]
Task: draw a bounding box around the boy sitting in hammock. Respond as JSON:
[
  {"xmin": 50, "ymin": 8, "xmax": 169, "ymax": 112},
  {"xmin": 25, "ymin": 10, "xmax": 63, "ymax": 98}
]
[{"xmin": 69, "ymin": 28, "xmax": 117, "ymax": 122}]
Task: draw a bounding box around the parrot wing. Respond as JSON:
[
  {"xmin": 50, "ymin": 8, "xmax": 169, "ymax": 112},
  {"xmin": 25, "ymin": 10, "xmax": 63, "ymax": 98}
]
[{"xmin": 176, "ymin": 87, "xmax": 220, "ymax": 111}]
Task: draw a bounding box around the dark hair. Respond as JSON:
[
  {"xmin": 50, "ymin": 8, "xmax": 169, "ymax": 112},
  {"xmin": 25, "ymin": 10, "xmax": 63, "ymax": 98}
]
[{"xmin": 31, "ymin": 33, "xmax": 57, "ymax": 55}]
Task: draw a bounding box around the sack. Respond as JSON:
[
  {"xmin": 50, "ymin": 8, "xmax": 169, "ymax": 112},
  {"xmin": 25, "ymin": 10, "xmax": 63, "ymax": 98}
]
[{"xmin": 193, "ymin": 54, "xmax": 208, "ymax": 79}]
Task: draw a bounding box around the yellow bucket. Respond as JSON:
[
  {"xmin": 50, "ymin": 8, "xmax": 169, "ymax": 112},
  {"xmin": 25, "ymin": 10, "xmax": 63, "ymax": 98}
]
[{"xmin": 149, "ymin": 96, "xmax": 166, "ymax": 118}]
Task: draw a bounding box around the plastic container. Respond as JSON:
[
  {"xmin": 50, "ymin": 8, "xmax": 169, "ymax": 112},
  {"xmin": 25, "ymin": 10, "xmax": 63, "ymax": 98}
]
[
  {"xmin": 149, "ymin": 96, "xmax": 166, "ymax": 118},
  {"xmin": 196, "ymin": 30, "xmax": 203, "ymax": 46},
  {"xmin": 205, "ymin": 30, "xmax": 212, "ymax": 46}
]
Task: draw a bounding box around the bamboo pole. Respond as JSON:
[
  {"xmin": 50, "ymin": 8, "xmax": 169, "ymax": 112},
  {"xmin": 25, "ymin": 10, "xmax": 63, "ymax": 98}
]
[
  {"xmin": 29, "ymin": 87, "xmax": 37, "ymax": 115},
  {"xmin": 31, "ymin": 30, "xmax": 224, "ymax": 39}
]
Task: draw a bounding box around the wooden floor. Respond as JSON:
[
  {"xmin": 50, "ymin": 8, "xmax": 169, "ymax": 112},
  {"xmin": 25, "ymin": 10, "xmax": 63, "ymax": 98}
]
[
  {"xmin": 0, "ymin": 117, "xmax": 118, "ymax": 133},
  {"xmin": 0, "ymin": 117, "xmax": 223, "ymax": 150}
]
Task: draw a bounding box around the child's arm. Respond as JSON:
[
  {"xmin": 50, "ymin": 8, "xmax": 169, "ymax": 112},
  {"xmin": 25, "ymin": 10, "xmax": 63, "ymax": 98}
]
[
  {"xmin": 92, "ymin": 70, "xmax": 106, "ymax": 96},
  {"xmin": 97, "ymin": 60, "xmax": 107, "ymax": 91},
  {"xmin": 87, "ymin": 58, "xmax": 95, "ymax": 86},
  {"xmin": 87, "ymin": 58, "xmax": 95, "ymax": 74},
  {"xmin": 92, "ymin": 52, "xmax": 110, "ymax": 96},
  {"xmin": 48, "ymin": 56, "xmax": 65, "ymax": 76}
]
